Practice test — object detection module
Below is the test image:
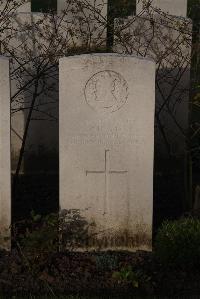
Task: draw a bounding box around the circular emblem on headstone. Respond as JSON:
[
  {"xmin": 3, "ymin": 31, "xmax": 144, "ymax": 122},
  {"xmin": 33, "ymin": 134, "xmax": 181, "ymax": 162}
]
[{"xmin": 84, "ymin": 70, "xmax": 128, "ymax": 113}]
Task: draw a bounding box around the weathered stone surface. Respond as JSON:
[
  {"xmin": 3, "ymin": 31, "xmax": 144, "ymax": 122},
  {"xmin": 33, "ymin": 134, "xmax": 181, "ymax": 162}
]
[
  {"xmin": 6, "ymin": 13, "xmax": 32, "ymax": 173},
  {"xmin": 114, "ymin": 14, "xmax": 192, "ymax": 159},
  {"xmin": 0, "ymin": 57, "xmax": 11, "ymax": 250},
  {"xmin": 60, "ymin": 54, "xmax": 155, "ymax": 251},
  {"xmin": 57, "ymin": 0, "xmax": 107, "ymax": 49},
  {"xmin": 3, "ymin": 12, "xmax": 58, "ymax": 173},
  {"xmin": 4, "ymin": 6, "xmax": 107, "ymax": 173},
  {"xmin": 0, "ymin": 1, "xmax": 31, "ymax": 13},
  {"xmin": 16, "ymin": 2, "xmax": 31, "ymax": 12},
  {"xmin": 136, "ymin": 0, "xmax": 187, "ymax": 17},
  {"xmin": 114, "ymin": 9, "xmax": 192, "ymax": 211},
  {"xmin": 57, "ymin": 0, "xmax": 107, "ymax": 16}
]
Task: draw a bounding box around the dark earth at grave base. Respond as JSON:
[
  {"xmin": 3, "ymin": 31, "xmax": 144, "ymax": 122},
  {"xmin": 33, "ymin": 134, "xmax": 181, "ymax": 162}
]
[
  {"xmin": 0, "ymin": 249, "xmax": 200, "ymax": 297},
  {"xmin": 7, "ymin": 173, "xmax": 198, "ymax": 297}
]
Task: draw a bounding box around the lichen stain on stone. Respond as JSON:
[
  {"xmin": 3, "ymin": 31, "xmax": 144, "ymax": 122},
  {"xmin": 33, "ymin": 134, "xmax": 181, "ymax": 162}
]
[
  {"xmin": 85, "ymin": 229, "xmax": 152, "ymax": 252},
  {"xmin": 63, "ymin": 224, "xmax": 152, "ymax": 252},
  {"xmin": 60, "ymin": 210, "xmax": 152, "ymax": 252},
  {"xmin": 83, "ymin": 52, "xmax": 108, "ymax": 70}
]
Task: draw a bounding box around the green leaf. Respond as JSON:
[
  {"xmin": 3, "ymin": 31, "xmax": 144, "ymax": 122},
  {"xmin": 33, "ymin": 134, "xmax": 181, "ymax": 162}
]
[{"xmin": 132, "ymin": 280, "xmax": 139, "ymax": 288}]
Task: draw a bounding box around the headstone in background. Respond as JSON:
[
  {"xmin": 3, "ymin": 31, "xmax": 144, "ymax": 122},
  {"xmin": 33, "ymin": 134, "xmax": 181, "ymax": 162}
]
[
  {"xmin": 16, "ymin": 1, "xmax": 31, "ymax": 12},
  {"xmin": 60, "ymin": 53, "xmax": 155, "ymax": 251},
  {"xmin": 3, "ymin": 11, "xmax": 58, "ymax": 174},
  {"xmin": 114, "ymin": 3, "xmax": 192, "ymax": 223},
  {"xmin": 0, "ymin": 1, "xmax": 31, "ymax": 13},
  {"xmin": 136, "ymin": 0, "xmax": 187, "ymax": 17},
  {"xmin": 3, "ymin": 12, "xmax": 33, "ymax": 173},
  {"xmin": 4, "ymin": 1, "xmax": 107, "ymax": 174},
  {"xmin": 0, "ymin": 57, "xmax": 11, "ymax": 250},
  {"xmin": 23, "ymin": 13, "xmax": 59, "ymax": 173},
  {"xmin": 114, "ymin": 14, "xmax": 192, "ymax": 157},
  {"xmin": 57, "ymin": 0, "xmax": 108, "ymax": 49},
  {"xmin": 57, "ymin": 0, "xmax": 107, "ymax": 15}
]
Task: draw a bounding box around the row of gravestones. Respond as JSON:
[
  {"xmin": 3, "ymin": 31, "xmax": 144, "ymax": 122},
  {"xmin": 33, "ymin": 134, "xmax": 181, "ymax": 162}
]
[
  {"xmin": 5, "ymin": 0, "xmax": 191, "ymax": 173},
  {"xmin": 0, "ymin": 0, "xmax": 192, "ymax": 250},
  {"xmin": 0, "ymin": 0, "xmax": 188, "ymax": 17},
  {"xmin": 0, "ymin": 53, "xmax": 155, "ymax": 251}
]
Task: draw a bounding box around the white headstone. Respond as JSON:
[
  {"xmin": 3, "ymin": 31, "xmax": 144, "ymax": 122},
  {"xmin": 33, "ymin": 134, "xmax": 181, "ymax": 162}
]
[
  {"xmin": 5, "ymin": 12, "xmax": 33, "ymax": 172},
  {"xmin": 0, "ymin": 1, "xmax": 31, "ymax": 13},
  {"xmin": 0, "ymin": 57, "xmax": 11, "ymax": 250},
  {"xmin": 60, "ymin": 54, "xmax": 155, "ymax": 251},
  {"xmin": 16, "ymin": 2, "xmax": 31, "ymax": 12},
  {"xmin": 136, "ymin": 0, "xmax": 187, "ymax": 17},
  {"xmin": 114, "ymin": 7, "xmax": 192, "ymax": 208},
  {"xmin": 3, "ymin": 11, "xmax": 58, "ymax": 173},
  {"xmin": 57, "ymin": 0, "xmax": 107, "ymax": 49},
  {"xmin": 114, "ymin": 14, "xmax": 192, "ymax": 158},
  {"xmin": 57, "ymin": 0, "xmax": 107, "ymax": 16}
]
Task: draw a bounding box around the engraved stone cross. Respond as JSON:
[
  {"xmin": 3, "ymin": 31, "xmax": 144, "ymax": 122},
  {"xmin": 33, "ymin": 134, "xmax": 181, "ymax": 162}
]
[{"xmin": 86, "ymin": 149, "xmax": 128, "ymax": 214}]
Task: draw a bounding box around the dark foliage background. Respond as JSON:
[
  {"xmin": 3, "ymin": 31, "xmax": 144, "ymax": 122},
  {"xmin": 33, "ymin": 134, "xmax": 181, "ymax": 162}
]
[{"xmin": 32, "ymin": 0, "xmax": 57, "ymax": 12}]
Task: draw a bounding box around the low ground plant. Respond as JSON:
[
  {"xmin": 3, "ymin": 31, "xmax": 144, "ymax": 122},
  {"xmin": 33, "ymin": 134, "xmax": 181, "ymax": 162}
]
[
  {"xmin": 95, "ymin": 253, "xmax": 119, "ymax": 271},
  {"xmin": 155, "ymin": 217, "xmax": 200, "ymax": 268}
]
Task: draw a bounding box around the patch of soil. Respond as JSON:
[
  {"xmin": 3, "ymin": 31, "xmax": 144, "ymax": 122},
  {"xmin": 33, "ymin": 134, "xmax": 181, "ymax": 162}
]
[
  {"xmin": 0, "ymin": 249, "xmax": 200, "ymax": 297},
  {"xmin": 8, "ymin": 173, "xmax": 194, "ymax": 297}
]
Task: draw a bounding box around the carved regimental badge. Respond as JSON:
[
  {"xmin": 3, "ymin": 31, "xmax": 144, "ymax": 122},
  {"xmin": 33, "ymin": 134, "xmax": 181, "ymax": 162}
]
[{"xmin": 84, "ymin": 70, "xmax": 128, "ymax": 113}]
